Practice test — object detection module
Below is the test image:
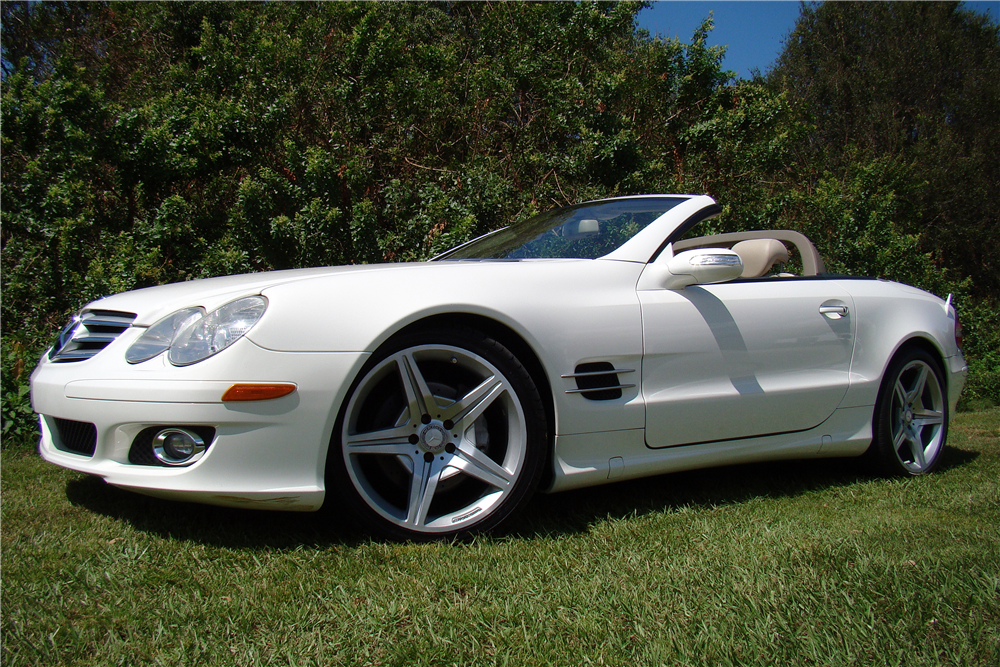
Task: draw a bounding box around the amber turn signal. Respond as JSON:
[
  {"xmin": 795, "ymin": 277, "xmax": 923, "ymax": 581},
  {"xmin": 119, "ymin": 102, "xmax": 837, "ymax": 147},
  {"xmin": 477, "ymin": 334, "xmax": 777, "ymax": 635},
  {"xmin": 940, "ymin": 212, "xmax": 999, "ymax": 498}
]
[{"xmin": 221, "ymin": 383, "xmax": 296, "ymax": 402}]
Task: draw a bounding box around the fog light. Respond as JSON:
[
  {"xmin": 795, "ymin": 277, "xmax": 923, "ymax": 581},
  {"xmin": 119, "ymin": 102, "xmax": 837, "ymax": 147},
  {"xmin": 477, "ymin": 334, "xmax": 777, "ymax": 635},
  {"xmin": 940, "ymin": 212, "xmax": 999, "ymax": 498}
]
[{"xmin": 153, "ymin": 428, "xmax": 206, "ymax": 466}]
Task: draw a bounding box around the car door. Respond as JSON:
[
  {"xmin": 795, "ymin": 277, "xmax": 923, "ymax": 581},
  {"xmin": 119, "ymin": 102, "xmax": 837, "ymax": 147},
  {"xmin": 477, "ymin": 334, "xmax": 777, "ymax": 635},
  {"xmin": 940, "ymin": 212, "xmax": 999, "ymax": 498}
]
[{"xmin": 639, "ymin": 278, "xmax": 855, "ymax": 448}]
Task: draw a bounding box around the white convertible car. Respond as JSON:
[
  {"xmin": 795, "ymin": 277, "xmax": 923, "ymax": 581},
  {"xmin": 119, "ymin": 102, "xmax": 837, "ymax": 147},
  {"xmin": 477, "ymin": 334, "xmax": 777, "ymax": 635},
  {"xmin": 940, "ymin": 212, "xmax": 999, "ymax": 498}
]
[{"xmin": 30, "ymin": 195, "xmax": 967, "ymax": 540}]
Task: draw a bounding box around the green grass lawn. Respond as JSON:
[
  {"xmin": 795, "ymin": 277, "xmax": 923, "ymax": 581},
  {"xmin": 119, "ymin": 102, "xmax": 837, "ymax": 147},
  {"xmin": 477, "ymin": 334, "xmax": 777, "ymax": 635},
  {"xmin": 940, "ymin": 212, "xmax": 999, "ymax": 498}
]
[{"xmin": 3, "ymin": 410, "xmax": 998, "ymax": 666}]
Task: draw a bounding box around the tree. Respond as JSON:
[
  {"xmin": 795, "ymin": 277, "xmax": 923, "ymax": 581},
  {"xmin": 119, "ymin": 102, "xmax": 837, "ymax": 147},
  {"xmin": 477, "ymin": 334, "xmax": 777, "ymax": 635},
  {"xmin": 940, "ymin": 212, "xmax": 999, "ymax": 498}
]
[{"xmin": 768, "ymin": 1, "xmax": 1000, "ymax": 297}]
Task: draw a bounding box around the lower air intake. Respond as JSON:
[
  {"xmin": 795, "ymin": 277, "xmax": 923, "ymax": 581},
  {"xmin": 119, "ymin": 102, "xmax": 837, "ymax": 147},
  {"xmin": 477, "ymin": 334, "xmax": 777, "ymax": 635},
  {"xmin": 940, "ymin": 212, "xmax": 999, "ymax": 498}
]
[{"xmin": 53, "ymin": 418, "xmax": 98, "ymax": 456}]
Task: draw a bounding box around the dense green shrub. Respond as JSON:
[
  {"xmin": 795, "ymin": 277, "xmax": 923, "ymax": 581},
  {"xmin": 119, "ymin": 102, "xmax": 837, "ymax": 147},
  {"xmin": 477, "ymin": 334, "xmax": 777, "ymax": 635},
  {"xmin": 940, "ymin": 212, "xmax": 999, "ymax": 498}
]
[{"xmin": 2, "ymin": 1, "xmax": 997, "ymax": 444}]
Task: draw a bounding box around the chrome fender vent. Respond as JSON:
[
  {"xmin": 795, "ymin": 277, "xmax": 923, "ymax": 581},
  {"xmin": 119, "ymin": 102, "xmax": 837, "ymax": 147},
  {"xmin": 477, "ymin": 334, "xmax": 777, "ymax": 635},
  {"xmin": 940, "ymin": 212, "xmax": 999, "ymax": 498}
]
[
  {"xmin": 49, "ymin": 310, "xmax": 136, "ymax": 363},
  {"xmin": 563, "ymin": 362, "xmax": 635, "ymax": 401}
]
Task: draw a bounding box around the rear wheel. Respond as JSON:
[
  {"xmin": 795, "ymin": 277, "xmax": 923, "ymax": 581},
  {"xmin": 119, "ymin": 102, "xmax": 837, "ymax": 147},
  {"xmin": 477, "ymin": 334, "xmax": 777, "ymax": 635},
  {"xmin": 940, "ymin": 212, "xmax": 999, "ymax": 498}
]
[
  {"xmin": 870, "ymin": 347, "xmax": 947, "ymax": 476},
  {"xmin": 327, "ymin": 328, "xmax": 547, "ymax": 540}
]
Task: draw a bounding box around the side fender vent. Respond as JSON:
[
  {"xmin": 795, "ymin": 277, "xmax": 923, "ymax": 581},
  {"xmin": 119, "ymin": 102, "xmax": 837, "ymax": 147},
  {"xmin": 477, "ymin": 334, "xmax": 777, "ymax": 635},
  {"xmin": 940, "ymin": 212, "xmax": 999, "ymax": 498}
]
[{"xmin": 563, "ymin": 362, "xmax": 635, "ymax": 401}]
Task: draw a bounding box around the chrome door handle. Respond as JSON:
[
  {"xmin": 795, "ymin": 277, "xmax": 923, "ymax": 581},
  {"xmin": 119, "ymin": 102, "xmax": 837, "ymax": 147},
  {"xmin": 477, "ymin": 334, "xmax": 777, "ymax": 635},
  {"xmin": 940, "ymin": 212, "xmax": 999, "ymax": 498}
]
[{"xmin": 820, "ymin": 305, "xmax": 849, "ymax": 319}]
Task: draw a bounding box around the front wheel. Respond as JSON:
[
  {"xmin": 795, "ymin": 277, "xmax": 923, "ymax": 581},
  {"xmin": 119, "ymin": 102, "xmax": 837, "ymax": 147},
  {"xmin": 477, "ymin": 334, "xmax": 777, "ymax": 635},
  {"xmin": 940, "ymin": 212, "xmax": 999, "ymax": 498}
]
[
  {"xmin": 326, "ymin": 328, "xmax": 547, "ymax": 540},
  {"xmin": 869, "ymin": 347, "xmax": 948, "ymax": 476}
]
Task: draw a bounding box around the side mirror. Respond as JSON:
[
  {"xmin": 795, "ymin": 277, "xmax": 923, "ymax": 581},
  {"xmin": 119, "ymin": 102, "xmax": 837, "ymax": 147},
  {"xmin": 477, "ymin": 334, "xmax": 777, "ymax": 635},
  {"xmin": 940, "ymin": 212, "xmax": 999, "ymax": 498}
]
[{"xmin": 661, "ymin": 249, "xmax": 743, "ymax": 290}]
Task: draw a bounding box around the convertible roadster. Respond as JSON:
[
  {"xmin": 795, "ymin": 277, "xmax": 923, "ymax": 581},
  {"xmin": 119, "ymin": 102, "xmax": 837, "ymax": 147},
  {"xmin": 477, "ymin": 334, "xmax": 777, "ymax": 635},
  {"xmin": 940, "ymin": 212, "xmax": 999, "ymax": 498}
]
[{"xmin": 30, "ymin": 195, "xmax": 967, "ymax": 540}]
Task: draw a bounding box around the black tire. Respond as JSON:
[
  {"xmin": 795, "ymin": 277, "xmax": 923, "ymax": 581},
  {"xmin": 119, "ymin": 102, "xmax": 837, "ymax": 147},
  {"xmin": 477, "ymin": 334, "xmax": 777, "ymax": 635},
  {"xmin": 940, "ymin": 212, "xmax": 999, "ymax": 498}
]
[
  {"xmin": 325, "ymin": 327, "xmax": 548, "ymax": 541},
  {"xmin": 869, "ymin": 347, "xmax": 948, "ymax": 477}
]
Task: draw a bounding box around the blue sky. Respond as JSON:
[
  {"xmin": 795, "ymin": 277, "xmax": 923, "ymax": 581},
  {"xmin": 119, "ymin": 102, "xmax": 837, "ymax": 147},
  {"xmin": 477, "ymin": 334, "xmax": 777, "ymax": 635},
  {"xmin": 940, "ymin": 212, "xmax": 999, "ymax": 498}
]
[{"xmin": 636, "ymin": 1, "xmax": 1000, "ymax": 80}]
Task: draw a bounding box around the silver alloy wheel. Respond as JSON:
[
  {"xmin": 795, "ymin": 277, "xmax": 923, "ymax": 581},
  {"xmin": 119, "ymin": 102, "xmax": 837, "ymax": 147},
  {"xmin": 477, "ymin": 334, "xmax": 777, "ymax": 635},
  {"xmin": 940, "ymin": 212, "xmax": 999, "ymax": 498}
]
[
  {"xmin": 889, "ymin": 359, "xmax": 945, "ymax": 473},
  {"xmin": 341, "ymin": 344, "xmax": 528, "ymax": 534}
]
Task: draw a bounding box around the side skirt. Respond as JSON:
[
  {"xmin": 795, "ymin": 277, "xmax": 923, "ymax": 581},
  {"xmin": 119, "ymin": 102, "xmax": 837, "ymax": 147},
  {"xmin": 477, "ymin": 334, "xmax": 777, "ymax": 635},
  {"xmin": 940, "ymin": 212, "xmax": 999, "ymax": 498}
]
[{"xmin": 544, "ymin": 406, "xmax": 873, "ymax": 493}]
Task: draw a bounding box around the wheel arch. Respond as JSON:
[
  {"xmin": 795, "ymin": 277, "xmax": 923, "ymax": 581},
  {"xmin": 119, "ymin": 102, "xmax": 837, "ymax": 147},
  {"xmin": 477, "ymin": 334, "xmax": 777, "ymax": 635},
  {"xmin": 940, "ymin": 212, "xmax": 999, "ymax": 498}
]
[{"xmin": 882, "ymin": 334, "xmax": 949, "ymax": 397}]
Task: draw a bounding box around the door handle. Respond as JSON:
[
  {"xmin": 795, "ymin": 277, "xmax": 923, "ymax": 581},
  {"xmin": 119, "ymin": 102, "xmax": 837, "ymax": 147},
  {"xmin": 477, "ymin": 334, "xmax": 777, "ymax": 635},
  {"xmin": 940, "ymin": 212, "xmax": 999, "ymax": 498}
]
[{"xmin": 820, "ymin": 305, "xmax": 849, "ymax": 319}]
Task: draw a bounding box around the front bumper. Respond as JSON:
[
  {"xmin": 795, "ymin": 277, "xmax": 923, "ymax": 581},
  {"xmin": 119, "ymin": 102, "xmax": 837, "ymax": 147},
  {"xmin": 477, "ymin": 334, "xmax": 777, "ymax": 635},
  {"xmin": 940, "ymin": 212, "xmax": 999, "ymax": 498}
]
[{"xmin": 30, "ymin": 330, "xmax": 368, "ymax": 511}]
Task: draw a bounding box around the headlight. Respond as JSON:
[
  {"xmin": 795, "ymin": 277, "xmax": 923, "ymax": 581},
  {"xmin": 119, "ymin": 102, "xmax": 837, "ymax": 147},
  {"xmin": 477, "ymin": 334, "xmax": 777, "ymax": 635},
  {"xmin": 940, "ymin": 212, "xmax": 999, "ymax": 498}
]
[
  {"xmin": 126, "ymin": 307, "xmax": 205, "ymax": 364},
  {"xmin": 124, "ymin": 296, "xmax": 267, "ymax": 366},
  {"xmin": 168, "ymin": 296, "xmax": 267, "ymax": 366}
]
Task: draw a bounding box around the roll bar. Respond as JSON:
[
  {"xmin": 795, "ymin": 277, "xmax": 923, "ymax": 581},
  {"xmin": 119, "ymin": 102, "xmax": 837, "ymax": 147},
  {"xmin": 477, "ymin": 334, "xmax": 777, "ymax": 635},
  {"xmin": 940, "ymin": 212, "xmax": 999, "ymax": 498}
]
[{"xmin": 672, "ymin": 230, "xmax": 826, "ymax": 276}]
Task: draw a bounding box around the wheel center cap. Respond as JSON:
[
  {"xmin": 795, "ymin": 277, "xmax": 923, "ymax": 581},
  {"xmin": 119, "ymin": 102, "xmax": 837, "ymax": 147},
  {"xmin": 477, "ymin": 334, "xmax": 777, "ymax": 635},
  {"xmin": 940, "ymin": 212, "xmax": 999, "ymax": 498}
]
[
  {"xmin": 420, "ymin": 424, "xmax": 447, "ymax": 453},
  {"xmin": 903, "ymin": 408, "xmax": 914, "ymax": 425}
]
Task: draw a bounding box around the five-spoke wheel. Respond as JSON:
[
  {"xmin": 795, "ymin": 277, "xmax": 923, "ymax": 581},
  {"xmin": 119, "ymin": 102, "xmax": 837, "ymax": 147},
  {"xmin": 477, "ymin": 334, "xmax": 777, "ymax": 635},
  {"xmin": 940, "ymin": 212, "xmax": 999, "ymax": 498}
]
[
  {"xmin": 327, "ymin": 328, "xmax": 546, "ymax": 540},
  {"xmin": 871, "ymin": 348, "xmax": 947, "ymax": 476}
]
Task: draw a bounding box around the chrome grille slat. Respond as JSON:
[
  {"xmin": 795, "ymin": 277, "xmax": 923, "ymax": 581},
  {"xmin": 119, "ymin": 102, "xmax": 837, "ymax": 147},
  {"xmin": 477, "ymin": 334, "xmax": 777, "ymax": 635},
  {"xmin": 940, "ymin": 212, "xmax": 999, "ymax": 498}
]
[
  {"xmin": 81, "ymin": 316, "xmax": 136, "ymax": 328},
  {"xmin": 561, "ymin": 368, "xmax": 635, "ymax": 379},
  {"xmin": 566, "ymin": 384, "xmax": 636, "ymax": 394},
  {"xmin": 49, "ymin": 310, "xmax": 136, "ymax": 363},
  {"xmin": 53, "ymin": 349, "xmax": 101, "ymax": 360},
  {"xmin": 71, "ymin": 334, "xmax": 119, "ymax": 343}
]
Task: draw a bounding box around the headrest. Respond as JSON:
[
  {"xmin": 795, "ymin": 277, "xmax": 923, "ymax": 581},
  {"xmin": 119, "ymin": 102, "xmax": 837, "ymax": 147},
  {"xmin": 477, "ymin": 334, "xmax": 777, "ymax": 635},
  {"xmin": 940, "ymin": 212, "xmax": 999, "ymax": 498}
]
[{"xmin": 732, "ymin": 239, "xmax": 790, "ymax": 278}]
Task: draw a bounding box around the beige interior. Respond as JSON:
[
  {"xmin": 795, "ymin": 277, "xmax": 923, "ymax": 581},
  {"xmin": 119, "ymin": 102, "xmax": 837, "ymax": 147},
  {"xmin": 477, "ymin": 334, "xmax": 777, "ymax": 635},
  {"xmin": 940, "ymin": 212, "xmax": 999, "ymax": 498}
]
[{"xmin": 732, "ymin": 238, "xmax": 789, "ymax": 278}]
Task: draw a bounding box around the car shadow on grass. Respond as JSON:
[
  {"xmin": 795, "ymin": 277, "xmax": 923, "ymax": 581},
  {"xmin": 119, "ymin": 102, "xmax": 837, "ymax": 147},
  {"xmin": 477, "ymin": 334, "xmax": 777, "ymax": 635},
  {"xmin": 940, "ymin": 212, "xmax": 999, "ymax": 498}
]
[
  {"xmin": 64, "ymin": 475, "xmax": 368, "ymax": 549},
  {"xmin": 64, "ymin": 446, "xmax": 979, "ymax": 547},
  {"xmin": 506, "ymin": 445, "xmax": 981, "ymax": 538}
]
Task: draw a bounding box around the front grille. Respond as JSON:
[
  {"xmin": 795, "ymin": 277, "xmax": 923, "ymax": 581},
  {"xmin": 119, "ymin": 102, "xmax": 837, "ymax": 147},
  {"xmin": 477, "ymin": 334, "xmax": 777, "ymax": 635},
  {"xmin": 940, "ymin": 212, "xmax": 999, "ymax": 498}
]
[
  {"xmin": 53, "ymin": 418, "xmax": 98, "ymax": 456},
  {"xmin": 563, "ymin": 362, "xmax": 636, "ymax": 401},
  {"xmin": 49, "ymin": 310, "xmax": 136, "ymax": 363},
  {"xmin": 128, "ymin": 426, "xmax": 216, "ymax": 466}
]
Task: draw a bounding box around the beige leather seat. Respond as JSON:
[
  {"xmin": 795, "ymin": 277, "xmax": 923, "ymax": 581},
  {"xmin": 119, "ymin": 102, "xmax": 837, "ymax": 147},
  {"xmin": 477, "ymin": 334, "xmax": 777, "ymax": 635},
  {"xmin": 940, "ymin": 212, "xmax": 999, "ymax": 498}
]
[{"xmin": 732, "ymin": 238, "xmax": 789, "ymax": 278}]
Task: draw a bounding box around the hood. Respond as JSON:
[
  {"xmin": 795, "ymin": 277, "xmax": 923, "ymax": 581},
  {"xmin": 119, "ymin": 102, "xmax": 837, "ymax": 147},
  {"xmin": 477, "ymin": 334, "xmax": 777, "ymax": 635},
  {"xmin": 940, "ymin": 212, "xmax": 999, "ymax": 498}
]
[{"xmin": 86, "ymin": 263, "xmax": 415, "ymax": 326}]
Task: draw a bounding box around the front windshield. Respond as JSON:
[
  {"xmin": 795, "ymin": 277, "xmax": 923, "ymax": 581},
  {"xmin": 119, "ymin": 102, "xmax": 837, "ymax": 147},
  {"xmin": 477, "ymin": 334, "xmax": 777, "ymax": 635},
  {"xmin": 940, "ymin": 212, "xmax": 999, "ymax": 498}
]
[{"xmin": 436, "ymin": 197, "xmax": 686, "ymax": 260}]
